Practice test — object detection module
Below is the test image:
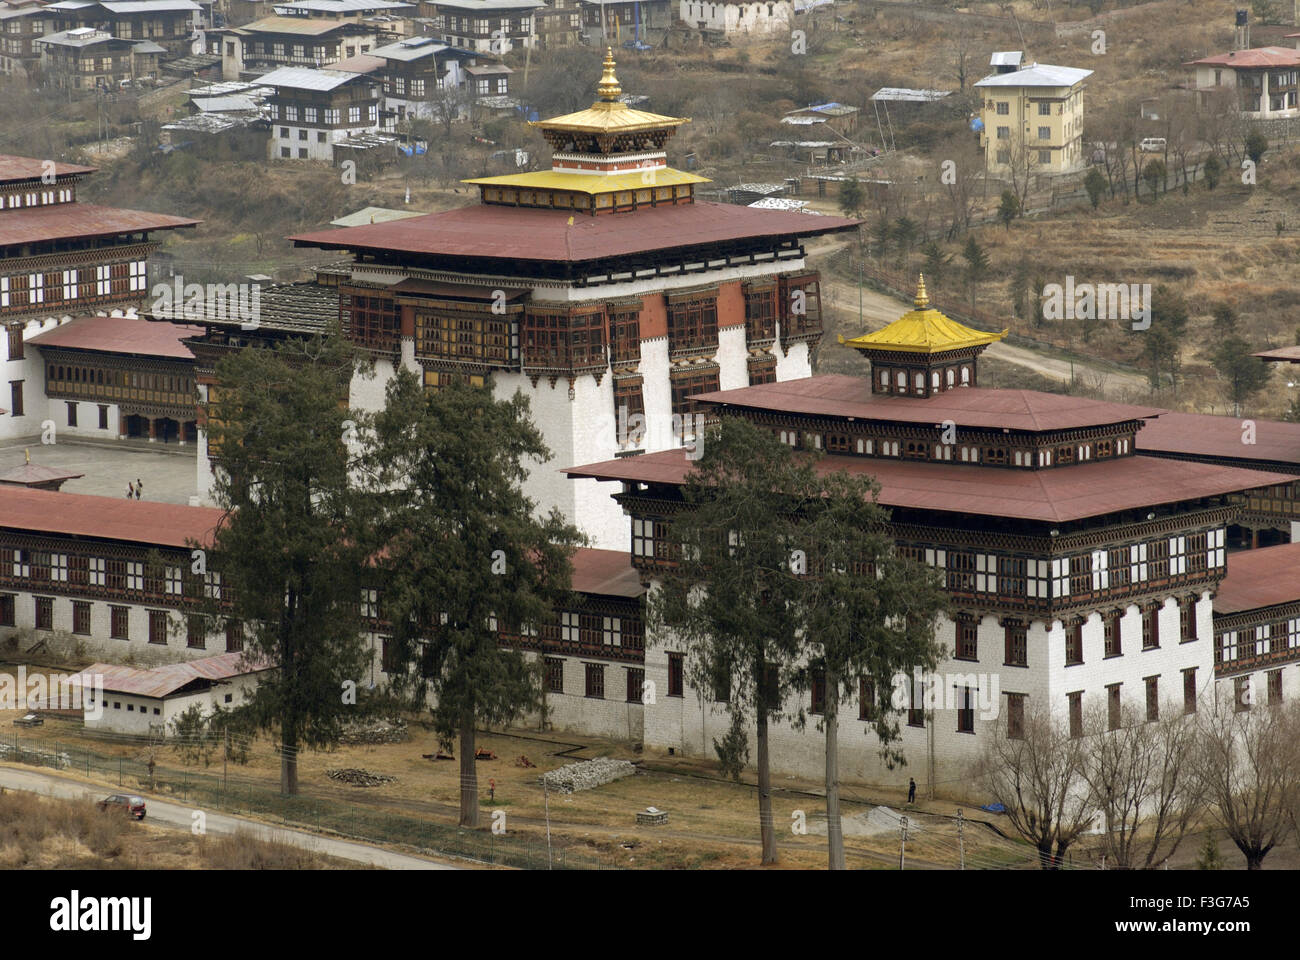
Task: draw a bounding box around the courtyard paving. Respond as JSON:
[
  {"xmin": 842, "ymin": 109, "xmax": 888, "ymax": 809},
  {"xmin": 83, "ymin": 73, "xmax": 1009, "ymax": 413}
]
[{"xmin": 0, "ymin": 436, "xmax": 199, "ymax": 505}]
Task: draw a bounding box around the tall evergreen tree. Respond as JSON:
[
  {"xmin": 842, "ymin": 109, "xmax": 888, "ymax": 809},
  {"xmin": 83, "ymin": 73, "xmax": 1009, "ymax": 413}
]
[
  {"xmin": 1212, "ymin": 336, "xmax": 1270, "ymax": 415},
  {"xmin": 797, "ymin": 472, "xmax": 948, "ymax": 869},
  {"xmin": 366, "ymin": 369, "xmax": 584, "ymax": 827},
  {"xmin": 201, "ymin": 330, "xmax": 373, "ymax": 795},
  {"xmin": 649, "ymin": 417, "xmax": 810, "ymax": 864}
]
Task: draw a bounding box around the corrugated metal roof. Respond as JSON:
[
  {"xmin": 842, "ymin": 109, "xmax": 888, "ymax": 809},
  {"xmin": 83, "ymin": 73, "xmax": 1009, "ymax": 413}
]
[
  {"xmin": 0, "ymin": 202, "xmax": 198, "ymax": 247},
  {"xmin": 975, "ymin": 63, "xmax": 1093, "ymax": 87},
  {"xmin": 691, "ymin": 375, "xmax": 1163, "ymax": 433},
  {"xmin": 1214, "ymin": 542, "xmax": 1300, "ymax": 615},
  {"xmin": 257, "ymin": 66, "xmax": 363, "ymax": 90},
  {"xmin": 871, "ymin": 87, "xmax": 952, "ymax": 102},
  {"xmin": 570, "ymin": 547, "xmax": 643, "ymax": 598},
  {"xmin": 0, "ymin": 463, "xmax": 85, "ymax": 486},
  {"xmin": 1136, "ymin": 411, "xmax": 1300, "ymax": 467},
  {"xmin": 1187, "ymin": 47, "xmax": 1300, "ymax": 69},
  {"xmin": 30, "ymin": 315, "xmax": 201, "ymax": 360},
  {"xmin": 0, "ymin": 155, "xmax": 96, "ymax": 183},
  {"xmin": 290, "ymin": 200, "xmax": 860, "ymax": 263},
  {"xmin": 238, "ymin": 14, "xmax": 367, "ymax": 34},
  {"xmin": 565, "ymin": 449, "xmax": 1293, "ymax": 524},
  {"xmin": 330, "ymin": 205, "xmax": 424, "ymax": 227},
  {"xmin": 73, "ymin": 652, "xmax": 271, "ymax": 700},
  {"xmin": 0, "ymin": 486, "xmax": 224, "ymax": 548},
  {"xmin": 1255, "ymin": 345, "xmax": 1300, "ymax": 363}
]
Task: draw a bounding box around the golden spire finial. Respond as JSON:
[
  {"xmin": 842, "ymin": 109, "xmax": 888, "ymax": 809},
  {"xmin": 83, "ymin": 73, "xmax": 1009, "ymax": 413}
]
[
  {"xmin": 597, "ymin": 47, "xmax": 622, "ymax": 100},
  {"xmin": 914, "ymin": 273, "xmax": 930, "ymax": 309}
]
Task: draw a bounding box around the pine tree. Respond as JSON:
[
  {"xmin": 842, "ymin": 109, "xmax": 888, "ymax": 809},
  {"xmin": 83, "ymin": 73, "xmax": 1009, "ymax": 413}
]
[
  {"xmin": 366, "ymin": 369, "xmax": 584, "ymax": 827},
  {"xmin": 201, "ymin": 329, "xmax": 373, "ymax": 796},
  {"xmin": 797, "ymin": 471, "xmax": 948, "ymax": 869},
  {"xmin": 649, "ymin": 417, "xmax": 810, "ymax": 865}
]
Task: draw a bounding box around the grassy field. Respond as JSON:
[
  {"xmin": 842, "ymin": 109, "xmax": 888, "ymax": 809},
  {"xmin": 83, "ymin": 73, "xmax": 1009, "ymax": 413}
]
[
  {"xmin": 1, "ymin": 662, "xmax": 1044, "ymax": 869},
  {"xmin": 0, "ymin": 789, "xmax": 365, "ymax": 869}
]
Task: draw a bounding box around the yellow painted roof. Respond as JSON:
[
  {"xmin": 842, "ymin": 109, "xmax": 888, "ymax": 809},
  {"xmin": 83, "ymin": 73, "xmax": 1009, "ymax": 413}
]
[
  {"xmin": 464, "ymin": 168, "xmax": 710, "ymax": 195},
  {"xmin": 530, "ymin": 48, "xmax": 688, "ymax": 135},
  {"xmin": 532, "ymin": 100, "xmax": 689, "ymax": 135},
  {"xmin": 841, "ymin": 274, "xmax": 1008, "ymax": 354}
]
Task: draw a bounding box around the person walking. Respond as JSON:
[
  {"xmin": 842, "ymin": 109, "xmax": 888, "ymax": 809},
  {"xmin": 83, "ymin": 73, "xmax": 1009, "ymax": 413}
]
[
  {"xmin": 135, "ymin": 478, "xmax": 143, "ymax": 500},
  {"xmin": 907, "ymin": 778, "xmax": 917, "ymax": 804},
  {"xmin": 126, "ymin": 482, "xmax": 134, "ymax": 499}
]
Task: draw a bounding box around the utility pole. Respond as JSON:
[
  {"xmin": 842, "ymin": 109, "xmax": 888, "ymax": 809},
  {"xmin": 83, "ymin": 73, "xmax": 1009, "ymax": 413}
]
[
  {"xmin": 899, "ymin": 815, "xmax": 908, "ymax": 870},
  {"xmin": 957, "ymin": 808, "xmax": 965, "ymax": 870},
  {"xmin": 543, "ymin": 777, "xmax": 553, "ymax": 870}
]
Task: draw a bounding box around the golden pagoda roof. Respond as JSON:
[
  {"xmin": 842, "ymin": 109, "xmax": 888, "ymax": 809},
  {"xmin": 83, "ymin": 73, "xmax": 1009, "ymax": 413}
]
[
  {"xmin": 840, "ymin": 274, "xmax": 1008, "ymax": 354},
  {"xmin": 464, "ymin": 168, "xmax": 708, "ymax": 194},
  {"xmin": 530, "ymin": 48, "xmax": 689, "ymax": 135}
]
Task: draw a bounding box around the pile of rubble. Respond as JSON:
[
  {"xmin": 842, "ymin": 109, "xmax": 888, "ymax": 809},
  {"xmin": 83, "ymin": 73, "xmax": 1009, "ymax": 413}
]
[
  {"xmin": 327, "ymin": 768, "xmax": 397, "ymax": 787},
  {"xmin": 0, "ymin": 742, "xmax": 71, "ymax": 770},
  {"xmin": 540, "ymin": 756, "xmax": 635, "ymax": 794},
  {"xmin": 338, "ymin": 716, "xmax": 409, "ymax": 745}
]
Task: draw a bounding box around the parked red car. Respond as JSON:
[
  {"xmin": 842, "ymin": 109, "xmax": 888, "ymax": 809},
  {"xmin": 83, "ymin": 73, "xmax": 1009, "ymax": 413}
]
[{"xmin": 97, "ymin": 794, "xmax": 146, "ymax": 820}]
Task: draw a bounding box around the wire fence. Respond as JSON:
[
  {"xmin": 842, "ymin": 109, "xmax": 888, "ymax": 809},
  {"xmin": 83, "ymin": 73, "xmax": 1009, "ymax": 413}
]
[{"xmin": 0, "ymin": 729, "xmax": 596, "ymax": 870}]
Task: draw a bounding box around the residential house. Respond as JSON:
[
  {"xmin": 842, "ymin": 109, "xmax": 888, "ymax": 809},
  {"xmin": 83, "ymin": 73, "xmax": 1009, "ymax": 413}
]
[
  {"xmin": 262, "ymin": 64, "xmax": 385, "ymax": 161},
  {"xmin": 973, "ymin": 52, "xmax": 1092, "ymax": 176},
  {"xmin": 418, "ymin": 0, "xmax": 542, "ymax": 53},
  {"xmin": 1185, "ymin": 47, "xmax": 1300, "ymax": 120}
]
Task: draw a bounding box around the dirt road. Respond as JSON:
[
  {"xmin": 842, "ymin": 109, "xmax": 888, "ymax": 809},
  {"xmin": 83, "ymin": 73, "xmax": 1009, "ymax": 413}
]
[
  {"xmin": 809, "ymin": 241, "xmax": 1152, "ymax": 399},
  {"xmin": 0, "ymin": 764, "xmax": 458, "ymax": 870}
]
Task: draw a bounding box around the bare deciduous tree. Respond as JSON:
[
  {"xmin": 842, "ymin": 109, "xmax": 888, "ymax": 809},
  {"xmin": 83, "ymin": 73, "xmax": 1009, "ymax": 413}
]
[
  {"xmin": 971, "ymin": 702, "xmax": 1094, "ymax": 869},
  {"xmin": 1080, "ymin": 702, "xmax": 1205, "ymax": 869},
  {"xmin": 1192, "ymin": 698, "xmax": 1300, "ymax": 869}
]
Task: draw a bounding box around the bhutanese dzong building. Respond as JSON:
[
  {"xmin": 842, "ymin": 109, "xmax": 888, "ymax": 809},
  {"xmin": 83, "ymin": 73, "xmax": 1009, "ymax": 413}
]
[
  {"xmin": 270, "ymin": 50, "xmax": 859, "ymax": 547},
  {"xmin": 555, "ymin": 277, "xmax": 1300, "ymax": 785},
  {"xmin": 0, "ymin": 155, "xmax": 198, "ymax": 445}
]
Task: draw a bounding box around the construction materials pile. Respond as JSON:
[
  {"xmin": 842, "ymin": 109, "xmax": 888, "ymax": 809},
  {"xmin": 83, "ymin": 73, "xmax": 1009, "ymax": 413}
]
[
  {"xmin": 540, "ymin": 756, "xmax": 635, "ymax": 794},
  {"xmin": 327, "ymin": 768, "xmax": 397, "ymax": 787},
  {"xmin": 338, "ymin": 717, "xmax": 409, "ymax": 745}
]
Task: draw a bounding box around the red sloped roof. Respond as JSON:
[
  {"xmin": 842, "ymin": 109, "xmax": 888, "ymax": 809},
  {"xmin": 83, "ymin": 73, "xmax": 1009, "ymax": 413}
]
[
  {"xmin": 1255, "ymin": 345, "xmax": 1300, "ymax": 363},
  {"xmin": 72, "ymin": 652, "xmax": 272, "ymax": 699},
  {"xmin": 0, "ymin": 487, "xmax": 224, "ymax": 548},
  {"xmin": 570, "ymin": 547, "xmax": 643, "ymax": 598},
  {"xmin": 1214, "ymin": 542, "xmax": 1300, "ymax": 615},
  {"xmin": 289, "ymin": 200, "xmax": 860, "ymax": 263},
  {"xmin": 1187, "ymin": 47, "xmax": 1300, "ymax": 68},
  {"xmin": 0, "ymin": 155, "xmax": 96, "ymax": 182},
  {"xmin": 564, "ymin": 449, "xmax": 1293, "ymax": 524},
  {"xmin": 29, "ymin": 315, "xmax": 201, "ymax": 360},
  {"xmin": 692, "ymin": 375, "xmax": 1165, "ymax": 433},
  {"xmin": 0, "ymin": 202, "xmax": 198, "ymax": 247},
  {"xmin": 0, "ymin": 462, "xmax": 84, "ymax": 485},
  {"xmin": 1136, "ymin": 411, "xmax": 1300, "ymax": 467}
]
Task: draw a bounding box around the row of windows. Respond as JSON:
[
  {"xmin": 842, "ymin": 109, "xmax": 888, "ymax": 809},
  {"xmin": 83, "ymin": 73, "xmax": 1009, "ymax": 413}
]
[
  {"xmin": 0, "ymin": 550, "xmax": 226, "ymax": 601},
  {"xmin": 1, "ymin": 188, "xmax": 72, "ymax": 208},
  {"xmin": 1216, "ymin": 618, "xmax": 1300, "ymax": 665},
  {"xmin": 0, "ymin": 261, "xmax": 145, "ymax": 311},
  {"xmin": 922, "ymin": 534, "xmax": 1223, "ymax": 601},
  {"xmin": 1, "ymin": 593, "xmax": 243, "ymax": 651},
  {"xmin": 273, "ymin": 103, "xmax": 377, "ymax": 126},
  {"xmin": 543, "ymin": 660, "xmax": 643, "ymax": 701}
]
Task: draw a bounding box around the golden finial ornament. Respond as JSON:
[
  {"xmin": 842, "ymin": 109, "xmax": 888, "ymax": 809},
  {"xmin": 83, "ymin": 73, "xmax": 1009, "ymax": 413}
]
[
  {"xmin": 914, "ymin": 274, "xmax": 930, "ymax": 309},
  {"xmin": 597, "ymin": 47, "xmax": 622, "ymax": 100}
]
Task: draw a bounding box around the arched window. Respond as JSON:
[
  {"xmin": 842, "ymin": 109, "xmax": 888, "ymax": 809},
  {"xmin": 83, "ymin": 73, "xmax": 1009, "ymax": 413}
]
[{"xmin": 960, "ymin": 366, "xmax": 971, "ymax": 385}]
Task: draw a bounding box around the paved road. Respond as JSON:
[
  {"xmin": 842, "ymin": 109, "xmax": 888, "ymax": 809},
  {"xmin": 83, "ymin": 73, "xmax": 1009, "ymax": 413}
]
[{"xmin": 0, "ymin": 764, "xmax": 458, "ymax": 870}]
